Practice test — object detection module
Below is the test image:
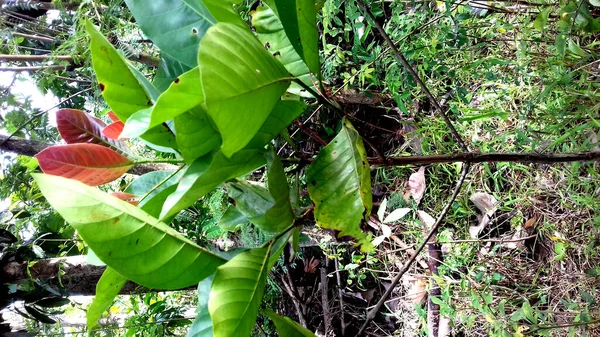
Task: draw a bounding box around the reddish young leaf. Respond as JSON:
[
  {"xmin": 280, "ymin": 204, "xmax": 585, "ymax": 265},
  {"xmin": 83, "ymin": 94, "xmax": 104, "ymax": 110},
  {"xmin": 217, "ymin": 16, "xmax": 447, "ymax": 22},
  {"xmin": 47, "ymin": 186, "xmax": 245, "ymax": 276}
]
[
  {"xmin": 109, "ymin": 192, "xmax": 139, "ymax": 206},
  {"xmin": 107, "ymin": 111, "xmax": 121, "ymax": 123},
  {"xmin": 35, "ymin": 144, "xmax": 133, "ymax": 186},
  {"xmin": 102, "ymin": 122, "xmax": 125, "ymax": 139},
  {"xmin": 55, "ymin": 109, "xmax": 127, "ymax": 150}
]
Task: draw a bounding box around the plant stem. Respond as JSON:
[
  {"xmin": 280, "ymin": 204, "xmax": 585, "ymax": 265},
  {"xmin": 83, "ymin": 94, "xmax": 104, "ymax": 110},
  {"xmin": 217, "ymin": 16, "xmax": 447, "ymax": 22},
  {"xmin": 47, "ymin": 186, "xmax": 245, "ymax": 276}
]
[
  {"xmin": 358, "ymin": 163, "xmax": 471, "ymax": 335},
  {"xmin": 356, "ymin": 0, "xmax": 469, "ymax": 152},
  {"xmin": 293, "ymin": 78, "xmax": 344, "ymax": 117}
]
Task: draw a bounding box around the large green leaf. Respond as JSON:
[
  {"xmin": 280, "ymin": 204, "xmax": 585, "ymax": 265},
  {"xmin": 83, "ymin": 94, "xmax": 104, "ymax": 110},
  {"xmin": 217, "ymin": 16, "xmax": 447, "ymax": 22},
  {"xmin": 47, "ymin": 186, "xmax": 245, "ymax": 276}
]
[
  {"xmin": 87, "ymin": 267, "xmax": 127, "ymax": 330},
  {"xmin": 86, "ymin": 21, "xmax": 177, "ymax": 152},
  {"xmin": 218, "ymin": 206, "xmax": 248, "ymax": 232},
  {"xmin": 226, "ymin": 151, "xmax": 294, "ymax": 232},
  {"xmin": 154, "ymin": 53, "xmax": 192, "ymax": 92},
  {"xmin": 269, "ymin": 0, "xmax": 320, "ymax": 76},
  {"xmin": 209, "ymin": 246, "xmax": 271, "ymax": 337},
  {"xmin": 199, "ymin": 23, "xmax": 292, "ymax": 157},
  {"xmin": 187, "ymin": 275, "xmax": 214, "ymax": 337},
  {"xmin": 125, "ymin": 170, "xmax": 184, "ymax": 218},
  {"xmin": 306, "ymin": 118, "xmax": 373, "ymax": 252},
  {"xmin": 160, "ymin": 150, "xmax": 265, "ymax": 220},
  {"xmin": 265, "ymin": 310, "xmax": 316, "ymax": 337},
  {"xmin": 252, "ymin": 5, "xmax": 313, "ymax": 97},
  {"xmin": 33, "ymin": 174, "xmax": 226, "ymax": 289},
  {"xmin": 124, "ymin": 0, "xmax": 214, "ymax": 67},
  {"xmin": 202, "ymin": 0, "xmax": 246, "ymax": 27}
]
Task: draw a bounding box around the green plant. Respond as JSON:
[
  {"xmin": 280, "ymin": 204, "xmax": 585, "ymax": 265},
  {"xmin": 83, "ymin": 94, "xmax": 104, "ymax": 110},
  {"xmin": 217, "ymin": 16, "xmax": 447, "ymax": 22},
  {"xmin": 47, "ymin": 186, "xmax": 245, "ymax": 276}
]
[{"xmin": 30, "ymin": 1, "xmax": 374, "ymax": 336}]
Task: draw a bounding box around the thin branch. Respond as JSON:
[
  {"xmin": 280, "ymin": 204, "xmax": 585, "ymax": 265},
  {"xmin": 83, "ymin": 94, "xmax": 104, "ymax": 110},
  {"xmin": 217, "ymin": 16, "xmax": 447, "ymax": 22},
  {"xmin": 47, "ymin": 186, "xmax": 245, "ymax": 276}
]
[
  {"xmin": 0, "ymin": 54, "xmax": 73, "ymax": 62},
  {"xmin": 0, "ymin": 87, "xmax": 92, "ymax": 147},
  {"xmin": 0, "ymin": 65, "xmax": 66, "ymax": 72},
  {"xmin": 357, "ymin": 0, "xmax": 468, "ymax": 152},
  {"xmin": 358, "ymin": 163, "xmax": 471, "ymax": 335},
  {"xmin": 11, "ymin": 32, "xmax": 56, "ymax": 43}
]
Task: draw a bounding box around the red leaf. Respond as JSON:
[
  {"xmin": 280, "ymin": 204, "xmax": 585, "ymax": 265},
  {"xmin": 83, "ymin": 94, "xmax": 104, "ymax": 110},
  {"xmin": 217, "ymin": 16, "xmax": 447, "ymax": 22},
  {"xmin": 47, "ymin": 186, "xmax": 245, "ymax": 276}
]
[
  {"xmin": 107, "ymin": 111, "xmax": 121, "ymax": 123},
  {"xmin": 110, "ymin": 192, "xmax": 139, "ymax": 206},
  {"xmin": 35, "ymin": 144, "xmax": 133, "ymax": 186},
  {"xmin": 102, "ymin": 121, "xmax": 125, "ymax": 139},
  {"xmin": 56, "ymin": 109, "xmax": 127, "ymax": 150}
]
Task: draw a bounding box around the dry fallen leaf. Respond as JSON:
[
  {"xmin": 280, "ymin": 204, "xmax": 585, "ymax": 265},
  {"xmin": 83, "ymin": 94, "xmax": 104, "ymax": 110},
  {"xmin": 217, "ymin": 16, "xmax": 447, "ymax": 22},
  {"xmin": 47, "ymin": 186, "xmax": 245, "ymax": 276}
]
[
  {"xmin": 417, "ymin": 210, "xmax": 436, "ymax": 230},
  {"xmin": 524, "ymin": 217, "xmax": 536, "ymax": 229},
  {"xmin": 377, "ymin": 197, "xmax": 388, "ymax": 220},
  {"xmin": 470, "ymin": 192, "xmax": 499, "ymax": 216},
  {"xmin": 383, "ymin": 208, "xmax": 411, "ymax": 223},
  {"xmin": 409, "ymin": 167, "xmax": 426, "ymax": 204},
  {"xmin": 469, "ymin": 214, "xmax": 491, "ymax": 239},
  {"xmin": 406, "ymin": 276, "xmax": 427, "ymax": 305}
]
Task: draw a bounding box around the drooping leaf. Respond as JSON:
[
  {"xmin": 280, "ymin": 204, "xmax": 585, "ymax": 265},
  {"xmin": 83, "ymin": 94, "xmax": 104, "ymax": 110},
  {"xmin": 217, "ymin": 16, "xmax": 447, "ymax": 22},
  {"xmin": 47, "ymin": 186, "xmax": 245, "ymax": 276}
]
[
  {"xmin": 160, "ymin": 150, "xmax": 265, "ymax": 220},
  {"xmin": 187, "ymin": 275, "xmax": 214, "ymax": 337},
  {"xmin": 265, "ymin": 310, "xmax": 316, "ymax": 337},
  {"xmin": 120, "ymin": 108, "xmax": 179, "ymax": 151},
  {"xmin": 306, "ymin": 118, "xmax": 373, "ymax": 252},
  {"xmin": 533, "ymin": 7, "xmax": 552, "ymax": 31},
  {"xmin": 199, "ymin": 23, "xmax": 292, "ymax": 157},
  {"xmin": 154, "ymin": 53, "xmax": 192, "ymax": 92},
  {"xmin": 102, "ymin": 121, "xmax": 125, "ymax": 140},
  {"xmin": 87, "ymin": 267, "xmax": 127, "ymax": 330},
  {"xmin": 269, "ymin": 0, "xmax": 320, "ymax": 76},
  {"xmin": 86, "ymin": 21, "xmax": 177, "ymax": 152},
  {"xmin": 226, "ymin": 151, "xmax": 294, "ymax": 232},
  {"xmin": 32, "ymin": 297, "xmax": 70, "ymax": 308},
  {"xmin": 218, "ymin": 206, "xmax": 248, "ymax": 232},
  {"xmin": 124, "ymin": 0, "xmax": 215, "ymax": 67},
  {"xmin": 202, "ymin": 0, "xmax": 246, "ymax": 27},
  {"xmin": 209, "ymin": 246, "xmax": 271, "ymax": 337},
  {"xmin": 55, "ymin": 109, "xmax": 127, "ymax": 151},
  {"xmin": 252, "ymin": 5, "xmax": 313, "ymax": 97},
  {"xmin": 32, "ymin": 174, "xmax": 227, "ymax": 289},
  {"xmin": 24, "ymin": 305, "xmax": 55, "ymax": 324},
  {"xmin": 35, "ymin": 144, "xmax": 133, "ymax": 186}
]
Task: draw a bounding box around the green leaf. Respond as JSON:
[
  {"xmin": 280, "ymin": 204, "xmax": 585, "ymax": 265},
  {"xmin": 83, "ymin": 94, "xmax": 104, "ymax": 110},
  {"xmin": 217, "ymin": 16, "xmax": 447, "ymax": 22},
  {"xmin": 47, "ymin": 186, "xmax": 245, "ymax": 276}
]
[
  {"xmin": 87, "ymin": 267, "xmax": 127, "ymax": 330},
  {"xmin": 125, "ymin": 170, "xmax": 175, "ymax": 199},
  {"xmin": 33, "ymin": 174, "xmax": 226, "ymax": 289},
  {"xmin": 86, "ymin": 21, "xmax": 177, "ymax": 152},
  {"xmin": 202, "ymin": 0, "xmax": 246, "ymax": 27},
  {"xmin": 266, "ymin": 310, "xmax": 315, "ymax": 337},
  {"xmin": 160, "ymin": 150, "xmax": 265, "ymax": 220},
  {"xmin": 246, "ymin": 100, "xmax": 306, "ymax": 149},
  {"xmin": 556, "ymin": 34, "xmax": 566, "ymax": 57},
  {"xmin": 175, "ymin": 109, "xmax": 222, "ymax": 164},
  {"xmin": 86, "ymin": 21, "xmax": 153, "ymax": 122},
  {"xmin": 199, "ymin": 23, "xmax": 292, "ymax": 157},
  {"xmin": 568, "ymin": 39, "xmax": 589, "ymax": 57},
  {"xmin": 590, "ymin": 0, "xmax": 600, "ymax": 6},
  {"xmin": 219, "ymin": 206, "xmax": 248, "ymax": 232},
  {"xmin": 226, "ymin": 151, "xmax": 294, "ymax": 232},
  {"xmin": 187, "ymin": 275, "xmax": 214, "ymax": 337},
  {"xmin": 252, "ymin": 5, "xmax": 313, "ymax": 97},
  {"xmin": 306, "ymin": 118, "xmax": 373, "ymax": 252},
  {"xmin": 269, "ymin": 0, "xmax": 320, "ymax": 76},
  {"xmin": 154, "ymin": 53, "xmax": 192, "ymax": 92},
  {"xmin": 209, "ymin": 246, "xmax": 271, "ymax": 337},
  {"xmin": 533, "ymin": 7, "xmax": 552, "ymax": 31},
  {"xmin": 124, "ymin": 0, "xmax": 215, "ymax": 67},
  {"xmin": 122, "ymin": 67, "xmax": 203, "ymax": 138}
]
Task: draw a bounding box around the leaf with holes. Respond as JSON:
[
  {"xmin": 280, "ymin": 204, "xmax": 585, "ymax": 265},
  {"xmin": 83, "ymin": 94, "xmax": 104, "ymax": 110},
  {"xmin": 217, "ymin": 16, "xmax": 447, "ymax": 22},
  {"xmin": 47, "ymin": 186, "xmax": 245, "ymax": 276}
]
[
  {"xmin": 199, "ymin": 23, "xmax": 291, "ymax": 157},
  {"xmin": 252, "ymin": 5, "xmax": 313, "ymax": 97},
  {"xmin": 87, "ymin": 267, "xmax": 127, "ymax": 330},
  {"xmin": 268, "ymin": 0, "xmax": 320, "ymax": 76},
  {"xmin": 124, "ymin": 0, "xmax": 214, "ymax": 68},
  {"xmin": 109, "ymin": 192, "xmax": 139, "ymax": 206},
  {"xmin": 33, "ymin": 174, "xmax": 227, "ymax": 289},
  {"xmin": 203, "ymin": 0, "xmax": 246, "ymax": 27},
  {"xmin": 56, "ymin": 109, "xmax": 127, "ymax": 151},
  {"xmin": 306, "ymin": 118, "xmax": 373, "ymax": 252},
  {"xmin": 265, "ymin": 310, "xmax": 315, "ymax": 337},
  {"xmin": 86, "ymin": 21, "xmax": 177, "ymax": 152},
  {"xmin": 209, "ymin": 246, "xmax": 271, "ymax": 337},
  {"xmin": 35, "ymin": 144, "xmax": 133, "ymax": 186}
]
